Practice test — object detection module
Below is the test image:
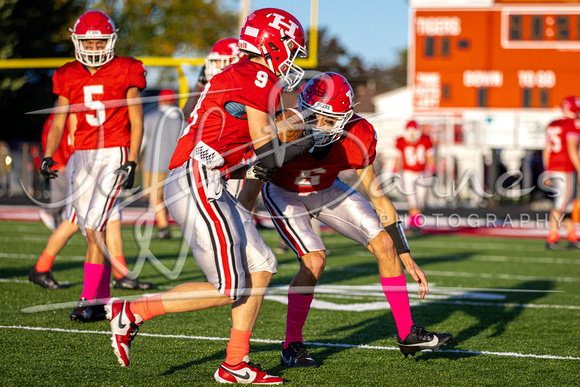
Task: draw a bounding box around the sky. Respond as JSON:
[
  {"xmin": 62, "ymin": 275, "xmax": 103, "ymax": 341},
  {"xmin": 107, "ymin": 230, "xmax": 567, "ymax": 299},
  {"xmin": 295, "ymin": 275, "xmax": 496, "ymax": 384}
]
[{"xmin": 242, "ymin": 0, "xmax": 410, "ymax": 67}]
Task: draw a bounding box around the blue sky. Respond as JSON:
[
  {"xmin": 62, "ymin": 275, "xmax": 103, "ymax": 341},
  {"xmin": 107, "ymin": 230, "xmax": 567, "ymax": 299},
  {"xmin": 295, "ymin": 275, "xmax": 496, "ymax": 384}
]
[{"xmin": 244, "ymin": 0, "xmax": 410, "ymax": 67}]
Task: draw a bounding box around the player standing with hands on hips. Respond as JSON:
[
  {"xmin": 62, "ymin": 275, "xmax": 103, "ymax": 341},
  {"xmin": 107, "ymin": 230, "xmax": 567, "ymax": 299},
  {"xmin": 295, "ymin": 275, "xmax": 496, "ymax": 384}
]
[
  {"xmin": 40, "ymin": 10, "xmax": 148, "ymax": 321},
  {"xmin": 104, "ymin": 8, "xmax": 314, "ymax": 384},
  {"xmin": 239, "ymin": 73, "xmax": 452, "ymax": 368}
]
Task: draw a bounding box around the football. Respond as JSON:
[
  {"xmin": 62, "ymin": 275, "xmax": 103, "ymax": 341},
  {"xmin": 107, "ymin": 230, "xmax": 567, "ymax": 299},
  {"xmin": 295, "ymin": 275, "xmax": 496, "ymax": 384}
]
[{"xmin": 275, "ymin": 108, "xmax": 305, "ymax": 142}]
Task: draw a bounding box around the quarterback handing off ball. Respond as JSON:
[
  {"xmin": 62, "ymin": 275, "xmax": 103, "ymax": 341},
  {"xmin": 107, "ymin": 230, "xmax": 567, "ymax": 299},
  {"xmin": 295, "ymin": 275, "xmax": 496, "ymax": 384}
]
[{"xmin": 275, "ymin": 108, "xmax": 305, "ymax": 142}]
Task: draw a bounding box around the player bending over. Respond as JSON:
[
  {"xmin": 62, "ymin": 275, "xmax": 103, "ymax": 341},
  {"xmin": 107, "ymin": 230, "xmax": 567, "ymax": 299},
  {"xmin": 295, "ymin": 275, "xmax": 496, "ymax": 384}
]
[{"xmin": 239, "ymin": 72, "xmax": 452, "ymax": 368}]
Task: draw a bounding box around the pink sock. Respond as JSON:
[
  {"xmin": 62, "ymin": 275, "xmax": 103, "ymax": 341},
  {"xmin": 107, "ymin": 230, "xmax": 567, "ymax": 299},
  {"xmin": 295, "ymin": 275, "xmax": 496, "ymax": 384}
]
[
  {"xmin": 409, "ymin": 214, "xmax": 422, "ymax": 228},
  {"xmin": 283, "ymin": 289, "xmax": 314, "ymax": 349},
  {"xmin": 381, "ymin": 275, "xmax": 414, "ymax": 340},
  {"xmin": 81, "ymin": 263, "xmax": 105, "ymax": 304},
  {"xmin": 96, "ymin": 267, "xmax": 112, "ymax": 305}
]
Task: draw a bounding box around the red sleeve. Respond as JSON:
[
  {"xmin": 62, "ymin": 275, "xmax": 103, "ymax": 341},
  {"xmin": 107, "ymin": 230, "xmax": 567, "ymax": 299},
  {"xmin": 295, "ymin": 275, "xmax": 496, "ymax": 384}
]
[
  {"xmin": 52, "ymin": 67, "xmax": 69, "ymax": 99},
  {"xmin": 127, "ymin": 59, "xmax": 147, "ymax": 90}
]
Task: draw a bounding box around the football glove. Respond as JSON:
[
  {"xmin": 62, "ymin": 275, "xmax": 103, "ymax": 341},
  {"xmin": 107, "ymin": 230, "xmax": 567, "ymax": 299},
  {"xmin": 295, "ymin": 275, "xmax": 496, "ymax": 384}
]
[
  {"xmin": 246, "ymin": 162, "xmax": 275, "ymax": 183},
  {"xmin": 197, "ymin": 64, "xmax": 208, "ymax": 85},
  {"xmin": 115, "ymin": 161, "xmax": 137, "ymax": 189},
  {"xmin": 40, "ymin": 157, "xmax": 58, "ymax": 179}
]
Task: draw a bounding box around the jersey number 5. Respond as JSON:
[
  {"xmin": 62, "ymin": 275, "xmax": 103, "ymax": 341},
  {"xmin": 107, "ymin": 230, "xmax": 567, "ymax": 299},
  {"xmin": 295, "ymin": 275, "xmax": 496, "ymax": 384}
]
[{"xmin": 83, "ymin": 85, "xmax": 106, "ymax": 127}]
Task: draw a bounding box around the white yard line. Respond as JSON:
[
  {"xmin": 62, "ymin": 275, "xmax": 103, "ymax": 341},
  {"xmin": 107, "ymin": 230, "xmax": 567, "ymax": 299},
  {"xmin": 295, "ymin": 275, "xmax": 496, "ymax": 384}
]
[
  {"xmin": 0, "ymin": 253, "xmax": 85, "ymax": 260},
  {"xmin": 425, "ymin": 270, "xmax": 580, "ymax": 283},
  {"xmin": 1, "ymin": 325, "xmax": 578, "ymax": 361}
]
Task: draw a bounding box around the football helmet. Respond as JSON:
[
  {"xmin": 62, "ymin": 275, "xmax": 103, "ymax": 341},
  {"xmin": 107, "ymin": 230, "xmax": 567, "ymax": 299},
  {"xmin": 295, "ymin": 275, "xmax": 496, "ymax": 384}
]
[
  {"xmin": 239, "ymin": 8, "xmax": 307, "ymax": 91},
  {"xmin": 205, "ymin": 38, "xmax": 243, "ymax": 80},
  {"xmin": 298, "ymin": 72, "xmax": 354, "ymax": 147},
  {"xmin": 70, "ymin": 10, "xmax": 117, "ymax": 67},
  {"xmin": 403, "ymin": 120, "xmax": 422, "ymax": 143},
  {"xmin": 561, "ymin": 96, "xmax": 580, "ymax": 118}
]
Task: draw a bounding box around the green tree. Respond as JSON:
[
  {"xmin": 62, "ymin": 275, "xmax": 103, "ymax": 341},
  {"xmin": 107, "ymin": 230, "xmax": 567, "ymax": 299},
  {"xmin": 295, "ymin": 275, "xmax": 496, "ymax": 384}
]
[
  {"xmin": 1, "ymin": 0, "xmax": 237, "ymax": 141},
  {"xmin": 91, "ymin": 0, "xmax": 237, "ymax": 57},
  {"xmin": 0, "ymin": 0, "xmax": 84, "ymax": 141},
  {"xmin": 316, "ymin": 28, "xmax": 407, "ymax": 93}
]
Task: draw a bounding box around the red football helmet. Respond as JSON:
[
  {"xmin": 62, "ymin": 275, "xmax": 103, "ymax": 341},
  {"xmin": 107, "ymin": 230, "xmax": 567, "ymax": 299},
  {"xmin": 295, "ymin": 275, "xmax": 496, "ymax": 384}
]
[
  {"xmin": 298, "ymin": 72, "xmax": 354, "ymax": 147},
  {"xmin": 403, "ymin": 120, "xmax": 422, "ymax": 143},
  {"xmin": 239, "ymin": 8, "xmax": 307, "ymax": 91},
  {"xmin": 70, "ymin": 10, "xmax": 117, "ymax": 67},
  {"xmin": 204, "ymin": 38, "xmax": 243, "ymax": 80},
  {"xmin": 561, "ymin": 96, "xmax": 580, "ymax": 118}
]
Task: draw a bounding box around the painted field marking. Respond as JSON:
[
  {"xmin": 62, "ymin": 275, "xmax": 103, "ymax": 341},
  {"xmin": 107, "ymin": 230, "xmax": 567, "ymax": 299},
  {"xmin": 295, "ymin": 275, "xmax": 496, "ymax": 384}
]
[{"xmin": 1, "ymin": 325, "xmax": 578, "ymax": 361}]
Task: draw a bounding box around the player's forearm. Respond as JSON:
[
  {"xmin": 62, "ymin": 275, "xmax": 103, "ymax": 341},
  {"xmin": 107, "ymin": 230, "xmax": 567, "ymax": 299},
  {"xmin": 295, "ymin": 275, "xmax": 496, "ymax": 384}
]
[
  {"xmin": 44, "ymin": 123, "xmax": 65, "ymax": 159},
  {"xmin": 128, "ymin": 125, "xmax": 143, "ymax": 162},
  {"xmin": 373, "ymin": 197, "xmax": 400, "ymax": 227}
]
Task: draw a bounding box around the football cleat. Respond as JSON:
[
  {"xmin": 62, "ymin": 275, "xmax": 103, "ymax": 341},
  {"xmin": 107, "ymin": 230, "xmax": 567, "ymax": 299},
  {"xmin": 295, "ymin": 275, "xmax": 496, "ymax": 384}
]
[
  {"xmin": 113, "ymin": 276, "xmax": 153, "ymax": 290},
  {"xmin": 546, "ymin": 242, "xmax": 567, "ymax": 250},
  {"xmin": 69, "ymin": 297, "xmax": 106, "ymax": 322},
  {"xmin": 29, "ymin": 267, "xmax": 63, "ymax": 289},
  {"xmin": 280, "ymin": 341, "xmax": 318, "ymax": 368},
  {"xmin": 105, "ymin": 298, "xmax": 143, "ymax": 367},
  {"xmin": 396, "ymin": 325, "xmax": 452, "ymax": 357},
  {"xmin": 214, "ymin": 361, "xmax": 283, "ymax": 385},
  {"xmin": 569, "ymin": 241, "xmax": 580, "ymax": 249},
  {"xmin": 154, "ymin": 227, "xmax": 171, "ymax": 240}
]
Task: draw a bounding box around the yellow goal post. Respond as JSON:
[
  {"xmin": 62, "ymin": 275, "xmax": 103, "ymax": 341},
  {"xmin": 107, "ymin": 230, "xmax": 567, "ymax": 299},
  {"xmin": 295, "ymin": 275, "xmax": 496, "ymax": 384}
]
[{"xmin": 0, "ymin": 1, "xmax": 318, "ymax": 110}]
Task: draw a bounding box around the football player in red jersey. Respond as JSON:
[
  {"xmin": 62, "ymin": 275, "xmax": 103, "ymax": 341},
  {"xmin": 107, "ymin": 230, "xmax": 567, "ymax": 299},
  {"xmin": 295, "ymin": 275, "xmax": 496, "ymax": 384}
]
[
  {"xmin": 31, "ymin": 111, "xmax": 150, "ymax": 291},
  {"xmin": 182, "ymin": 37, "xmax": 245, "ymax": 118},
  {"xmin": 239, "ymin": 72, "xmax": 452, "ymax": 367},
  {"xmin": 542, "ymin": 96, "xmax": 580, "ymax": 249},
  {"xmin": 393, "ymin": 120, "xmax": 436, "ymax": 232},
  {"xmin": 104, "ymin": 8, "xmax": 312, "ymax": 383},
  {"xmin": 40, "ymin": 10, "xmax": 151, "ymax": 321}
]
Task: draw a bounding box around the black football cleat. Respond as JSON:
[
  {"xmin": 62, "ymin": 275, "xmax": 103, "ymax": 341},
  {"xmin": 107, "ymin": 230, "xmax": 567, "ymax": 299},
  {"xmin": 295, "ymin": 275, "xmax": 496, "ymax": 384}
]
[
  {"xmin": 69, "ymin": 298, "xmax": 106, "ymax": 323},
  {"xmin": 396, "ymin": 325, "xmax": 452, "ymax": 358},
  {"xmin": 113, "ymin": 276, "xmax": 154, "ymax": 290},
  {"xmin": 154, "ymin": 227, "xmax": 171, "ymax": 240},
  {"xmin": 280, "ymin": 341, "xmax": 319, "ymax": 368},
  {"xmin": 546, "ymin": 242, "xmax": 567, "ymax": 250},
  {"xmin": 29, "ymin": 267, "xmax": 63, "ymax": 289},
  {"xmin": 569, "ymin": 241, "xmax": 580, "ymax": 249}
]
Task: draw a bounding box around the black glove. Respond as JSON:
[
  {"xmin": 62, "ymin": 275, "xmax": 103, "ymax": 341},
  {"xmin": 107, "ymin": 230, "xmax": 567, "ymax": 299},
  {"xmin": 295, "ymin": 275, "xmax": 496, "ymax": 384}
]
[
  {"xmin": 197, "ymin": 64, "xmax": 208, "ymax": 85},
  {"xmin": 40, "ymin": 157, "xmax": 58, "ymax": 179},
  {"xmin": 115, "ymin": 161, "xmax": 137, "ymax": 189},
  {"xmin": 246, "ymin": 162, "xmax": 275, "ymax": 183}
]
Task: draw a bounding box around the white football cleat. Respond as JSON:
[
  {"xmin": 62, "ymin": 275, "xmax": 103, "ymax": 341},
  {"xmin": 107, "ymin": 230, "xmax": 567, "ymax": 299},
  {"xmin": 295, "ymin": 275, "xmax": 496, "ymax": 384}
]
[{"xmin": 105, "ymin": 298, "xmax": 143, "ymax": 367}]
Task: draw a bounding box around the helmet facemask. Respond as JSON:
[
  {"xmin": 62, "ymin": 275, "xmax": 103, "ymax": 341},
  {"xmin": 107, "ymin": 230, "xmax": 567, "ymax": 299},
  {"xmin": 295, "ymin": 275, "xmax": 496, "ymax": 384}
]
[
  {"xmin": 71, "ymin": 32, "xmax": 117, "ymax": 67},
  {"xmin": 262, "ymin": 35, "xmax": 307, "ymax": 92},
  {"xmin": 403, "ymin": 128, "xmax": 422, "ymax": 143},
  {"xmin": 300, "ymin": 97, "xmax": 353, "ymax": 147},
  {"xmin": 204, "ymin": 54, "xmax": 240, "ymax": 80}
]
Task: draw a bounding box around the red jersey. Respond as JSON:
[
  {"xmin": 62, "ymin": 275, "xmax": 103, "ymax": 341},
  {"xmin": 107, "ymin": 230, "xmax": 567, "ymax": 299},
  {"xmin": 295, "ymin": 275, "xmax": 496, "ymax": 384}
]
[
  {"xmin": 545, "ymin": 118, "xmax": 580, "ymax": 172},
  {"xmin": 41, "ymin": 113, "xmax": 74, "ymax": 168},
  {"xmin": 170, "ymin": 60, "xmax": 281, "ymax": 171},
  {"xmin": 52, "ymin": 56, "xmax": 147, "ymax": 150},
  {"xmin": 271, "ymin": 114, "xmax": 377, "ymax": 193},
  {"xmin": 395, "ymin": 135, "xmax": 434, "ymax": 172}
]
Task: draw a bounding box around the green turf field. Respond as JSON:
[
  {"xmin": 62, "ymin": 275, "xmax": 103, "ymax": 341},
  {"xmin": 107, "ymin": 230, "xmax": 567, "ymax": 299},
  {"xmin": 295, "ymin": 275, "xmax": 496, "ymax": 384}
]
[{"xmin": 1, "ymin": 220, "xmax": 578, "ymax": 386}]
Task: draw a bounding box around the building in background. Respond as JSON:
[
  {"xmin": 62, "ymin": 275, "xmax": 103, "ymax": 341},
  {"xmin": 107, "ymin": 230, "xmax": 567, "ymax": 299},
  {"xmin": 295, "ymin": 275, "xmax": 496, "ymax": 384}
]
[{"xmin": 370, "ymin": 0, "xmax": 580, "ymax": 207}]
